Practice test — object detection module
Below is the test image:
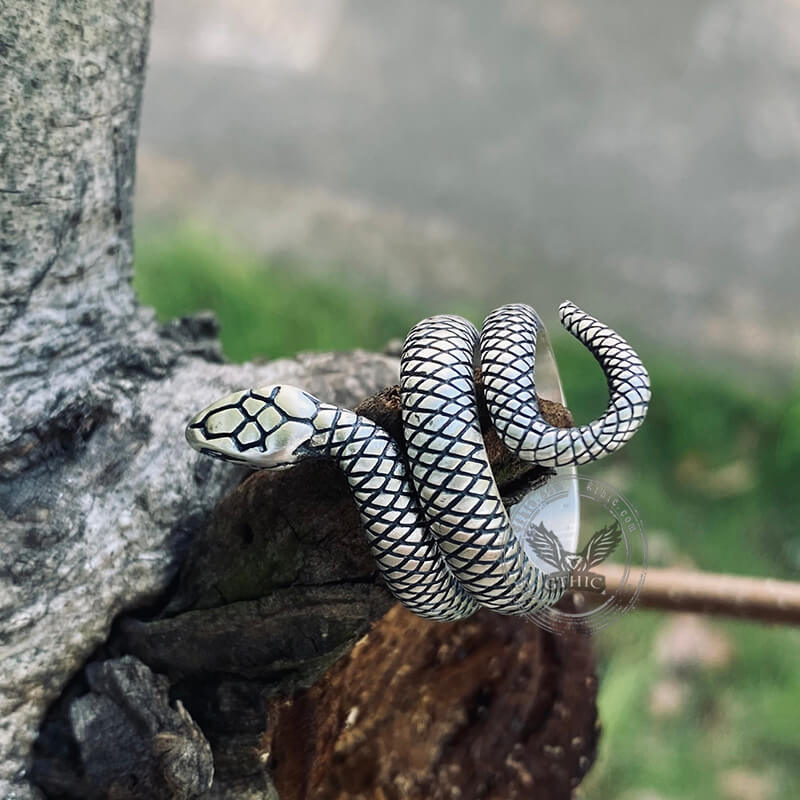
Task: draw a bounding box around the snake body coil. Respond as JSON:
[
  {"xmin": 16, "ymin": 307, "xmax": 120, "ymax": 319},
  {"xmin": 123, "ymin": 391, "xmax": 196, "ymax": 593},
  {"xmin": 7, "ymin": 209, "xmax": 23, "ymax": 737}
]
[{"xmin": 186, "ymin": 301, "xmax": 650, "ymax": 620}]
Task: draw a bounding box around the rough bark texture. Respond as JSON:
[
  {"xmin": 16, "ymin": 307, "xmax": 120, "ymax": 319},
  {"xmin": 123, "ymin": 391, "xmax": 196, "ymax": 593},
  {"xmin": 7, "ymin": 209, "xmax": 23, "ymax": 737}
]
[
  {"xmin": 0, "ymin": 3, "xmax": 399, "ymax": 796},
  {"xmin": 264, "ymin": 604, "xmax": 598, "ymax": 800},
  {"xmin": 27, "ymin": 383, "xmax": 596, "ymax": 800},
  {"xmin": 68, "ymin": 656, "xmax": 214, "ymax": 799},
  {"xmin": 1, "ymin": 3, "xmax": 599, "ymax": 799}
]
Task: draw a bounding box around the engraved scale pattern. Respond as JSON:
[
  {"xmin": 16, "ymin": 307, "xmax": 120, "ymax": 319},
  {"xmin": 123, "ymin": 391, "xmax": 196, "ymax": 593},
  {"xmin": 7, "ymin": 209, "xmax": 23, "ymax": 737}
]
[
  {"xmin": 311, "ymin": 403, "xmax": 479, "ymax": 620},
  {"xmin": 185, "ymin": 301, "xmax": 651, "ymax": 621},
  {"xmin": 188, "ymin": 387, "xmax": 477, "ymax": 620},
  {"xmin": 400, "ymin": 315, "xmax": 560, "ymax": 614},
  {"xmin": 480, "ymin": 302, "xmax": 650, "ymax": 466}
]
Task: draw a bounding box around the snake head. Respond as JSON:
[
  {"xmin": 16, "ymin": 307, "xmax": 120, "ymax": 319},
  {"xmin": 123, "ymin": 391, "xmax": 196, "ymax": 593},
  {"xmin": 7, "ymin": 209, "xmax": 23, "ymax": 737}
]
[{"xmin": 185, "ymin": 384, "xmax": 320, "ymax": 469}]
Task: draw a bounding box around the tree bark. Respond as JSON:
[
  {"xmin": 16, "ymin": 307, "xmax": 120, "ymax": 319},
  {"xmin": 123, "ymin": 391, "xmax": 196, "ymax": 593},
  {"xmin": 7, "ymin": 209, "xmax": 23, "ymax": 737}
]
[
  {"xmin": 1, "ymin": 3, "xmax": 599, "ymax": 799},
  {"xmin": 28, "ymin": 382, "xmax": 598, "ymax": 799},
  {"xmin": 600, "ymin": 564, "xmax": 800, "ymax": 625},
  {"xmin": 0, "ymin": 4, "xmax": 399, "ymax": 797}
]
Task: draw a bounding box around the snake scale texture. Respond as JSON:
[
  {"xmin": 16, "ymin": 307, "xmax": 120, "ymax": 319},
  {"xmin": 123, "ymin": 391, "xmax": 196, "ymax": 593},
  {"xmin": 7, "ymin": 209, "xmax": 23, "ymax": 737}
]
[{"xmin": 186, "ymin": 301, "xmax": 650, "ymax": 620}]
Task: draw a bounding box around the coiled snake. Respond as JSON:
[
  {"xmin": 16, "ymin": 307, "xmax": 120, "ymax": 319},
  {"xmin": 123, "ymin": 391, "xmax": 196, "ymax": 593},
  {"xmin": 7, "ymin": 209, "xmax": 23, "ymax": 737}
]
[{"xmin": 185, "ymin": 302, "xmax": 650, "ymax": 620}]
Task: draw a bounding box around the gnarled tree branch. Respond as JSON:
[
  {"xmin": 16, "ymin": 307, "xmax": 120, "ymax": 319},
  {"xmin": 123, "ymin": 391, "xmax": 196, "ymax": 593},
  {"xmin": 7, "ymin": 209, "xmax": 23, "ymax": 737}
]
[{"xmin": 2, "ymin": 2, "xmax": 600, "ymax": 798}]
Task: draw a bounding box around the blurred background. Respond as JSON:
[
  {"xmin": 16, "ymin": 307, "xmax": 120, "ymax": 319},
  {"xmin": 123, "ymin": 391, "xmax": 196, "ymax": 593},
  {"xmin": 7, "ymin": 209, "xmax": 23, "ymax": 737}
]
[{"xmin": 133, "ymin": 1, "xmax": 800, "ymax": 797}]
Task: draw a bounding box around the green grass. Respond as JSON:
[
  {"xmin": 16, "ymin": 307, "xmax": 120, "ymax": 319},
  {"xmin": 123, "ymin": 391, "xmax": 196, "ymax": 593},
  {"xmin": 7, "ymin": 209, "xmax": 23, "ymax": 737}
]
[
  {"xmin": 135, "ymin": 227, "xmax": 800, "ymax": 800},
  {"xmin": 556, "ymin": 333, "xmax": 800, "ymax": 798},
  {"xmin": 134, "ymin": 225, "xmax": 429, "ymax": 362}
]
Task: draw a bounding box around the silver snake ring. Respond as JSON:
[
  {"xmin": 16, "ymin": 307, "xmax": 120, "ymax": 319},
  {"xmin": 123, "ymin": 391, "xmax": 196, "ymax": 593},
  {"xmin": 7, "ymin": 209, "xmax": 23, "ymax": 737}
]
[{"xmin": 185, "ymin": 302, "xmax": 650, "ymax": 621}]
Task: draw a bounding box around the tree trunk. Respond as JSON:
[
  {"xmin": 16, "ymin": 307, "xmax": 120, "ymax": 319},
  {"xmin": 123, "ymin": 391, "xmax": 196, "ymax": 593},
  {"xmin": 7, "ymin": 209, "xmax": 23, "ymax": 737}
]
[
  {"xmin": 0, "ymin": 4, "xmax": 399, "ymax": 797},
  {"xmin": 0, "ymin": 3, "xmax": 599, "ymax": 799}
]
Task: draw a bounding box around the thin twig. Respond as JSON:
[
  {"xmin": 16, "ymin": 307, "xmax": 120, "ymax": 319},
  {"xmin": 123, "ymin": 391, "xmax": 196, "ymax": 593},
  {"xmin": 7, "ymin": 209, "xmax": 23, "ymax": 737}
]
[{"xmin": 598, "ymin": 564, "xmax": 800, "ymax": 626}]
